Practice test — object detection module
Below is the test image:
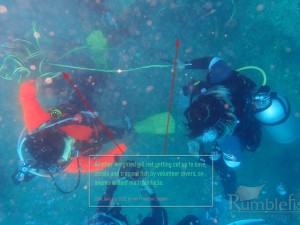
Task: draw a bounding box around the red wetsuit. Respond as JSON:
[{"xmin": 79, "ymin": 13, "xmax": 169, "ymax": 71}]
[{"xmin": 19, "ymin": 80, "xmax": 126, "ymax": 172}]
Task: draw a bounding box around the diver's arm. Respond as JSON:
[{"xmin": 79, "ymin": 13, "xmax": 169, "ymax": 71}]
[
  {"xmin": 140, "ymin": 181, "xmax": 168, "ymax": 225},
  {"xmin": 19, "ymin": 80, "xmax": 51, "ymax": 132},
  {"xmin": 96, "ymin": 183, "xmax": 117, "ymax": 213},
  {"xmin": 184, "ymin": 57, "xmax": 234, "ymax": 84},
  {"xmin": 150, "ymin": 193, "xmax": 169, "ymax": 225},
  {"xmin": 184, "ymin": 57, "xmax": 213, "ymax": 69}
]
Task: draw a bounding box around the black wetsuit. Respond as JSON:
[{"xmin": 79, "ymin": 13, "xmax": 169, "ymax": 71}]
[
  {"xmin": 183, "ymin": 57, "xmax": 261, "ymax": 151},
  {"xmin": 89, "ymin": 184, "xmax": 168, "ymax": 225},
  {"xmin": 182, "ymin": 57, "xmax": 262, "ymax": 197},
  {"xmin": 139, "ymin": 193, "xmax": 168, "ymax": 225}
]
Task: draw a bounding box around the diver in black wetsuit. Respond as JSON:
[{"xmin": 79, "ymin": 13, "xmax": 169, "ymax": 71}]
[
  {"xmin": 178, "ymin": 56, "xmax": 297, "ymax": 224},
  {"xmin": 87, "ymin": 159, "xmax": 204, "ymax": 225},
  {"xmin": 87, "ymin": 180, "xmax": 168, "ymax": 225},
  {"xmin": 178, "ymin": 56, "xmax": 262, "ymax": 199}
]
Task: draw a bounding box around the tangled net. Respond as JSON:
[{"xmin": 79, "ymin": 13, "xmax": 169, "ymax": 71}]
[
  {"xmin": 0, "ymin": 38, "xmax": 61, "ymax": 82},
  {"xmin": 0, "ymin": 23, "xmax": 173, "ymax": 83}
]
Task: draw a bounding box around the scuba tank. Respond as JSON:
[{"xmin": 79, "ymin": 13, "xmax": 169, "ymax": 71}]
[{"xmin": 252, "ymin": 86, "xmax": 299, "ymax": 143}]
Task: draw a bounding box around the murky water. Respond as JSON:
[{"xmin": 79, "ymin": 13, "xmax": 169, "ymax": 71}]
[{"xmin": 1, "ymin": 0, "xmax": 300, "ymax": 224}]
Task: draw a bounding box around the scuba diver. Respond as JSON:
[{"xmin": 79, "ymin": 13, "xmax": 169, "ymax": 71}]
[
  {"xmin": 87, "ymin": 182, "xmax": 129, "ymax": 225},
  {"xmin": 87, "ymin": 160, "xmax": 205, "ymax": 225},
  {"xmin": 87, "ymin": 160, "xmax": 168, "ymax": 225},
  {"xmin": 87, "ymin": 181, "xmax": 169, "ymax": 225},
  {"xmin": 179, "ymin": 56, "xmax": 260, "ymax": 169},
  {"xmin": 178, "ymin": 56, "xmax": 298, "ymax": 169},
  {"xmin": 177, "ymin": 56, "xmax": 298, "ymax": 224},
  {"xmin": 12, "ymin": 74, "xmax": 129, "ymax": 192}
]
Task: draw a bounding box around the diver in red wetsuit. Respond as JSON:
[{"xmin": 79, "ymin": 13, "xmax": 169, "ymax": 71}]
[{"xmin": 12, "ymin": 75, "xmax": 128, "ymax": 189}]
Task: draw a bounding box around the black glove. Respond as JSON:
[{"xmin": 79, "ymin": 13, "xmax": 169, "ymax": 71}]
[{"xmin": 106, "ymin": 181, "xmax": 117, "ymax": 195}]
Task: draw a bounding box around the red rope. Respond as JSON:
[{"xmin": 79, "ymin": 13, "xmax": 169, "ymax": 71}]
[
  {"xmin": 163, "ymin": 39, "xmax": 180, "ymax": 155},
  {"xmin": 63, "ymin": 72, "xmax": 124, "ymax": 154}
]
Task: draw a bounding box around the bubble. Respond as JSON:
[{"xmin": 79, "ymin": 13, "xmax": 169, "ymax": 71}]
[
  {"xmin": 286, "ymin": 47, "xmax": 292, "ymax": 53},
  {"xmin": 204, "ymin": 1, "xmax": 213, "ymax": 10},
  {"xmin": 270, "ymin": 64, "xmax": 275, "ymax": 70},
  {"xmin": 45, "ymin": 77, "xmax": 53, "ymax": 84},
  {"xmin": 74, "ymin": 114, "xmax": 83, "ymax": 123},
  {"xmin": 83, "ymin": 185, "xmax": 88, "ymax": 190},
  {"xmin": 0, "ymin": 5, "xmax": 8, "ymax": 14},
  {"xmin": 49, "ymin": 31, "xmax": 55, "ymax": 36},
  {"xmin": 30, "ymin": 65, "xmax": 36, "ymax": 71},
  {"xmin": 185, "ymin": 47, "xmax": 192, "ymax": 54},
  {"xmin": 87, "ymin": 76, "xmax": 93, "ymax": 83},
  {"xmin": 34, "ymin": 32, "xmax": 41, "ymax": 39},
  {"xmin": 256, "ymin": 4, "xmax": 264, "ymax": 11},
  {"xmin": 146, "ymin": 85, "xmax": 154, "ymax": 92},
  {"xmin": 122, "ymin": 100, "xmax": 127, "ymax": 106},
  {"xmin": 117, "ymin": 69, "xmax": 122, "ymax": 74},
  {"xmin": 146, "ymin": 20, "xmax": 152, "ymax": 26}
]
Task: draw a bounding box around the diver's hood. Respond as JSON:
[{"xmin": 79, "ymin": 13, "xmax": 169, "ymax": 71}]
[
  {"xmin": 185, "ymin": 86, "xmax": 237, "ymax": 140},
  {"xmin": 17, "ymin": 128, "xmax": 75, "ymax": 178}
]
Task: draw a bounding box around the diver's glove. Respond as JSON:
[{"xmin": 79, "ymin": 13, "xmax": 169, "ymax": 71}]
[
  {"xmin": 118, "ymin": 160, "xmax": 144, "ymax": 181},
  {"xmin": 140, "ymin": 180, "xmax": 155, "ymax": 197},
  {"xmin": 209, "ymin": 145, "xmax": 222, "ymax": 161},
  {"xmin": 187, "ymin": 139, "xmax": 200, "ymax": 158}
]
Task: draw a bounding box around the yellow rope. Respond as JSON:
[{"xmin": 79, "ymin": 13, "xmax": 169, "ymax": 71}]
[{"xmin": 236, "ymin": 66, "xmax": 267, "ymax": 86}]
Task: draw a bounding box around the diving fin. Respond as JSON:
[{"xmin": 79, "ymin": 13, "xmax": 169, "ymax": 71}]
[{"xmin": 134, "ymin": 112, "xmax": 175, "ymax": 134}]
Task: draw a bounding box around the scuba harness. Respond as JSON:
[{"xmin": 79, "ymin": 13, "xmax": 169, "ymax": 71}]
[{"xmin": 13, "ymin": 109, "xmax": 100, "ymax": 193}]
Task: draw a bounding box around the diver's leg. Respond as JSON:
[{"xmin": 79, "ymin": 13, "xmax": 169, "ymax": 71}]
[
  {"xmin": 97, "ymin": 125, "xmax": 126, "ymax": 143},
  {"xmin": 96, "ymin": 182, "xmax": 117, "ymax": 213},
  {"xmin": 219, "ymin": 135, "xmax": 242, "ymax": 168},
  {"xmin": 176, "ymin": 215, "xmax": 200, "ymax": 225},
  {"xmin": 243, "ymin": 119, "xmax": 262, "ymax": 152},
  {"xmin": 197, "ymin": 147, "xmax": 237, "ymax": 198},
  {"xmin": 214, "ymin": 159, "xmax": 237, "ymax": 198},
  {"xmin": 150, "ymin": 194, "xmax": 168, "ymax": 225},
  {"xmin": 140, "ymin": 181, "xmax": 168, "ymax": 225}
]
